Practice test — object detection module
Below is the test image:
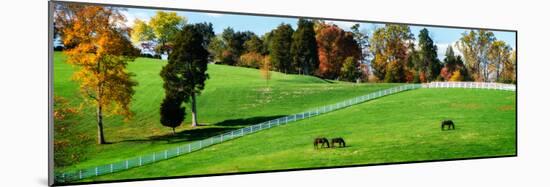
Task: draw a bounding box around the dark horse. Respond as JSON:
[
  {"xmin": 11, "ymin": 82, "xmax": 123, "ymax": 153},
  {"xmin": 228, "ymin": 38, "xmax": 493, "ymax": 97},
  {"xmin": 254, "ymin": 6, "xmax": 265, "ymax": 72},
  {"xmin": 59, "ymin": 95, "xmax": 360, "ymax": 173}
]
[
  {"xmin": 441, "ymin": 120, "xmax": 455, "ymax": 130},
  {"xmin": 314, "ymin": 137, "xmax": 330, "ymax": 149},
  {"xmin": 331, "ymin": 137, "xmax": 346, "ymax": 148}
]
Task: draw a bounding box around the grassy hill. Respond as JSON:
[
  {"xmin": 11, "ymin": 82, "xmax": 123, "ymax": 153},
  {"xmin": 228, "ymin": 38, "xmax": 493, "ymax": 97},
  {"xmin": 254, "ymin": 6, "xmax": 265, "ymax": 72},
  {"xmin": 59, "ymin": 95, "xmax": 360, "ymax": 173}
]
[
  {"xmin": 53, "ymin": 52, "xmax": 399, "ymax": 172},
  {"xmin": 87, "ymin": 88, "xmax": 516, "ymax": 182}
]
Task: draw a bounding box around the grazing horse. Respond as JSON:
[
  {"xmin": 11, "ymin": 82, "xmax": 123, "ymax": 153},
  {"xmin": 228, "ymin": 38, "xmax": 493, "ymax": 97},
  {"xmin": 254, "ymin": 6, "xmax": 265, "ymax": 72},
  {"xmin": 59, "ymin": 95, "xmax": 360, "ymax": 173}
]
[
  {"xmin": 441, "ymin": 120, "xmax": 455, "ymax": 130},
  {"xmin": 314, "ymin": 137, "xmax": 330, "ymax": 149},
  {"xmin": 331, "ymin": 137, "xmax": 346, "ymax": 148}
]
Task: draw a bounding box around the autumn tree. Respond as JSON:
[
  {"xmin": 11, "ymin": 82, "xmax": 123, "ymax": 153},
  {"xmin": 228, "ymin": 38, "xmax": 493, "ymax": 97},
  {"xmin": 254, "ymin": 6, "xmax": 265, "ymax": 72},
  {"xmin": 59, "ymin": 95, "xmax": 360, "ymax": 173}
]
[
  {"xmin": 238, "ymin": 52, "xmax": 264, "ymax": 68},
  {"xmin": 417, "ymin": 28, "xmax": 441, "ymax": 81},
  {"xmin": 500, "ymin": 49, "xmax": 516, "ymax": 84},
  {"xmin": 270, "ymin": 23, "xmax": 294, "ymax": 73},
  {"xmin": 131, "ymin": 11, "xmax": 186, "ymax": 55},
  {"xmin": 370, "ymin": 24, "xmax": 414, "ymax": 82},
  {"xmin": 160, "ymin": 24, "xmax": 210, "ymax": 127},
  {"xmin": 455, "ymin": 30, "xmax": 496, "ymax": 81},
  {"xmin": 488, "ymin": 40, "xmax": 512, "ymax": 82},
  {"xmin": 160, "ymin": 97, "xmax": 185, "ymax": 135},
  {"xmin": 55, "ymin": 5, "xmax": 139, "ymax": 144},
  {"xmin": 238, "ymin": 35, "xmax": 265, "ymax": 68},
  {"xmin": 261, "ymin": 56, "xmax": 272, "ymax": 87},
  {"xmin": 316, "ymin": 24, "xmax": 361, "ymax": 79},
  {"xmin": 290, "ymin": 19, "xmax": 319, "ymax": 75},
  {"xmin": 130, "ymin": 19, "xmax": 155, "ymax": 53}
]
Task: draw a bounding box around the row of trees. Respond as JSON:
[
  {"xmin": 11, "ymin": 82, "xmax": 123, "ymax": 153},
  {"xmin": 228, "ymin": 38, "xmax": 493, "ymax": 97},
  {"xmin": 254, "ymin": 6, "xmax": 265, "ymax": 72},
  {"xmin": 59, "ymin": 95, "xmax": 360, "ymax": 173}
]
[
  {"xmin": 129, "ymin": 11, "xmax": 516, "ymax": 84},
  {"xmin": 205, "ymin": 20, "xmax": 364, "ymax": 82}
]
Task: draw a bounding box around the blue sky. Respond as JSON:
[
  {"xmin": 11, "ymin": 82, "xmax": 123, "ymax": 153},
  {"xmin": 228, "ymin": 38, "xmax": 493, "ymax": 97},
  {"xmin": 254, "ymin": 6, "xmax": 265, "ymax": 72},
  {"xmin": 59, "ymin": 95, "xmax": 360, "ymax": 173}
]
[{"xmin": 124, "ymin": 7, "xmax": 516, "ymax": 60}]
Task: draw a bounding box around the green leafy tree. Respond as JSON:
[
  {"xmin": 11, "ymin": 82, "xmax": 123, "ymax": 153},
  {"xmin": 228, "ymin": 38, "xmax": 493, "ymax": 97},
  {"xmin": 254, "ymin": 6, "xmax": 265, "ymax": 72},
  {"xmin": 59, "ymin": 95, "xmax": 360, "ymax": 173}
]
[
  {"xmin": 160, "ymin": 24, "xmax": 210, "ymax": 127},
  {"xmin": 160, "ymin": 97, "xmax": 185, "ymax": 135},
  {"xmin": 220, "ymin": 28, "xmax": 256, "ymax": 65},
  {"xmin": 290, "ymin": 19, "xmax": 319, "ymax": 75},
  {"xmin": 270, "ymin": 23, "xmax": 294, "ymax": 73},
  {"xmin": 244, "ymin": 35, "xmax": 264, "ymax": 54},
  {"xmin": 340, "ymin": 57, "xmax": 362, "ymax": 82}
]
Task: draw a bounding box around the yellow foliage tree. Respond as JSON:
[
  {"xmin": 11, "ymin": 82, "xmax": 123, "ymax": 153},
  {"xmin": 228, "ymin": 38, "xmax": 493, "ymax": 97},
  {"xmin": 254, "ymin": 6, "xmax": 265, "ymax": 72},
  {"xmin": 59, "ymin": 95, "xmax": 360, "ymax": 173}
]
[
  {"xmin": 261, "ymin": 56, "xmax": 272, "ymax": 88},
  {"xmin": 56, "ymin": 5, "xmax": 139, "ymax": 144},
  {"xmin": 449, "ymin": 70, "xmax": 463, "ymax": 82}
]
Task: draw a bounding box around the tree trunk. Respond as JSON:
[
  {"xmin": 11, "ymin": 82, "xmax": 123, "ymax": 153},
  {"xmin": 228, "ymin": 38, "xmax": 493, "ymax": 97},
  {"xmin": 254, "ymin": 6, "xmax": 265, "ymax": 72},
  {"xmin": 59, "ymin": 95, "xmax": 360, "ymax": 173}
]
[
  {"xmin": 96, "ymin": 104, "xmax": 106, "ymax": 144},
  {"xmin": 172, "ymin": 128, "xmax": 176, "ymax": 135},
  {"xmin": 191, "ymin": 92, "xmax": 198, "ymax": 127}
]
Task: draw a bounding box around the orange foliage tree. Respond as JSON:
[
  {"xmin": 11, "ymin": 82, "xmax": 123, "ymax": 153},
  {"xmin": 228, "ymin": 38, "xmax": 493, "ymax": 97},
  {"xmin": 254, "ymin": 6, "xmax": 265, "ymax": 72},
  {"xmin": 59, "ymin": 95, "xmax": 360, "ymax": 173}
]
[
  {"xmin": 315, "ymin": 24, "xmax": 361, "ymax": 79},
  {"xmin": 55, "ymin": 5, "xmax": 139, "ymax": 144}
]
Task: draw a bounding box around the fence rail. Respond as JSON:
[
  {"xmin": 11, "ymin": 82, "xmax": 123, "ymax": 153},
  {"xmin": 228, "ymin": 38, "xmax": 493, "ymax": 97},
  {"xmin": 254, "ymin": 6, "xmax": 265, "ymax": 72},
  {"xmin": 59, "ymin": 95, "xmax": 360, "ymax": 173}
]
[
  {"xmin": 55, "ymin": 82, "xmax": 516, "ymax": 183},
  {"xmin": 422, "ymin": 81, "xmax": 516, "ymax": 91}
]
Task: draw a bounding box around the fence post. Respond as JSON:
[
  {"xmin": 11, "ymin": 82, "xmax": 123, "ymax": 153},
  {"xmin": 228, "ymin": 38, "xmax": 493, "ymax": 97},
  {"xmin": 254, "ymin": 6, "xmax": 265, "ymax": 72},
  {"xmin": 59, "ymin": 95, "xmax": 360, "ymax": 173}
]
[
  {"xmin": 199, "ymin": 140, "xmax": 202, "ymax": 148},
  {"xmin": 79, "ymin": 170, "xmax": 82, "ymax": 180},
  {"xmin": 95, "ymin": 167, "xmax": 98, "ymax": 176},
  {"xmin": 153, "ymin": 153, "xmax": 156, "ymax": 162},
  {"xmin": 188, "ymin": 144, "xmax": 191, "ymax": 152},
  {"xmin": 139, "ymin": 156, "xmax": 142, "ymax": 166},
  {"xmin": 177, "ymin": 147, "xmax": 180, "ymax": 155},
  {"xmin": 126, "ymin": 160, "xmax": 128, "ymax": 169},
  {"xmin": 165, "ymin": 150, "xmax": 168, "ymax": 159}
]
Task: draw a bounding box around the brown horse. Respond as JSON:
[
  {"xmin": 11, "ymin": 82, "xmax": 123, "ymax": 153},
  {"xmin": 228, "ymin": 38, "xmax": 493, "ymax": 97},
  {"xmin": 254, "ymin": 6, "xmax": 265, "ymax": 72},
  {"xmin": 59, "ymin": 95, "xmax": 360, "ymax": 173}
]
[
  {"xmin": 331, "ymin": 137, "xmax": 346, "ymax": 148},
  {"xmin": 314, "ymin": 137, "xmax": 330, "ymax": 149},
  {"xmin": 441, "ymin": 120, "xmax": 455, "ymax": 130}
]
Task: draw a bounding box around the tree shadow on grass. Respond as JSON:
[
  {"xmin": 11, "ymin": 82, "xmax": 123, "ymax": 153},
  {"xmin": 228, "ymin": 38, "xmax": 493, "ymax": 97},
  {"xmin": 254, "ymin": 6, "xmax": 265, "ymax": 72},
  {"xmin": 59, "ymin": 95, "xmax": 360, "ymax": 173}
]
[
  {"xmin": 213, "ymin": 115, "xmax": 286, "ymax": 127},
  {"xmin": 117, "ymin": 115, "xmax": 287, "ymax": 144},
  {"xmin": 118, "ymin": 127, "xmax": 238, "ymax": 144}
]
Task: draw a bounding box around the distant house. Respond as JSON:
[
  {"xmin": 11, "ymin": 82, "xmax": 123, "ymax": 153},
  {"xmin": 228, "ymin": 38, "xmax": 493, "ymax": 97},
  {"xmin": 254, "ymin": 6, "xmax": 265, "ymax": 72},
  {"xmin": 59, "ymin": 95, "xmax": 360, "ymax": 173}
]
[{"xmin": 161, "ymin": 52, "xmax": 168, "ymax": 60}]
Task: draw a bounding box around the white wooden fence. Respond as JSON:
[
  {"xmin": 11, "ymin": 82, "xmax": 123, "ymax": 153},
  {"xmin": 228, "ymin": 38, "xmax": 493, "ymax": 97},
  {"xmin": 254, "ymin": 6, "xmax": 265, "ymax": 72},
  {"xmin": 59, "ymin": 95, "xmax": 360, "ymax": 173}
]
[{"xmin": 422, "ymin": 82, "xmax": 516, "ymax": 91}]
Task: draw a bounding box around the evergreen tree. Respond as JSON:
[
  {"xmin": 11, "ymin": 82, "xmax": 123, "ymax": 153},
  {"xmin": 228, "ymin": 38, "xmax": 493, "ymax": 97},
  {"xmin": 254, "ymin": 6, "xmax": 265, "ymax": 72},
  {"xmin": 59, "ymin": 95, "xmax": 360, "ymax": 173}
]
[
  {"xmin": 269, "ymin": 23, "xmax": 294, "ymax": 73},
  {"xmin": 417, "ymin": 28, "xmax": 441, "ymax": 82},
  {"xmin": 290, "ymin": 19, "xmax": 319, "ymax": 75},
  {"xmin": 160, "ymin": 97, "xmax": 185, "ymax": 135}
]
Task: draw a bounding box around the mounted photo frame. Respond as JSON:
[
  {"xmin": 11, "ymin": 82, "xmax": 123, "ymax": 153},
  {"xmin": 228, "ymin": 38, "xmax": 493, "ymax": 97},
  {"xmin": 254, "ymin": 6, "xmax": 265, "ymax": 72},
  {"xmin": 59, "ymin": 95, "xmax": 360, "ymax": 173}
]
[{"xmin": 48, "ymin": 1, "xmax": 517, "ymax": 185}]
